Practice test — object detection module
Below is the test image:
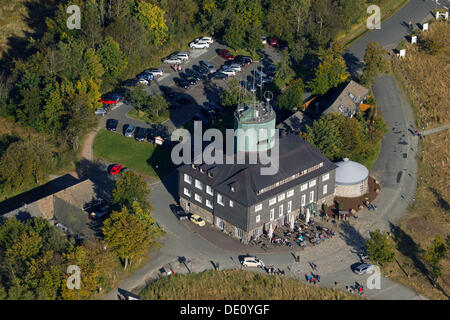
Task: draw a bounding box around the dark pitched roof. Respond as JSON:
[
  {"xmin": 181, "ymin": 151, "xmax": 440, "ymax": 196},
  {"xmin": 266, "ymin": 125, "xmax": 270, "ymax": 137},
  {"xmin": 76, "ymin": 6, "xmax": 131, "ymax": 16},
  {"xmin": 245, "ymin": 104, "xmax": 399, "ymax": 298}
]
[
  {"xmin": 323, "ymin": 80, "xmax": 369, "ymax": 116},
  {"xmin": 179, "ymin": 134, "xmax": 337, "ymax": 206}
]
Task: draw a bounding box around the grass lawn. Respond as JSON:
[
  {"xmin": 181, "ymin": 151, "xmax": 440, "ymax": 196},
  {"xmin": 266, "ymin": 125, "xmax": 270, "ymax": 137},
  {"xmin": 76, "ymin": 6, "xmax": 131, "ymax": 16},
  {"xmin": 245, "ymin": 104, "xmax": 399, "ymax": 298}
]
[
  {"xmin": 139, "ymin": 269, "xmax": 363, "ymax": 300},
  {"xmin": 93, "ymin": 129, "xmax": 174, "ymax": 181},
  {"xmin": 127, "ymin": 108, "xmax": 169, "ymax": 125}
]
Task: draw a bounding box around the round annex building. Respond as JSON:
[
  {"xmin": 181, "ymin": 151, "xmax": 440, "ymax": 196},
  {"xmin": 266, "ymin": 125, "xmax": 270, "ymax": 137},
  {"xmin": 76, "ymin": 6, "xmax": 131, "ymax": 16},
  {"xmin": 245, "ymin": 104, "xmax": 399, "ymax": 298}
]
[{"xmin": 334, "ymin": 158, "xmax": 369, "ymax": 198}]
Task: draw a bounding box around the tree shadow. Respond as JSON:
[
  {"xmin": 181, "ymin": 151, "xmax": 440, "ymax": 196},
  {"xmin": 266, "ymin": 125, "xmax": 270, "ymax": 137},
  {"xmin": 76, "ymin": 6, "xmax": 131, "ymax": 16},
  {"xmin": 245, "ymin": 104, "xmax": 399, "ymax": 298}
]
[
  {"xmin": 343, "ymin": 52, "xmax": 363, "ymax": 76},
  {"xmin": 430, "ymin": 188, "xmax": 450, "ymax": 211},
  {"xmin": 338, "ymin": 221, "xmax": 366, "ymax": 252}
]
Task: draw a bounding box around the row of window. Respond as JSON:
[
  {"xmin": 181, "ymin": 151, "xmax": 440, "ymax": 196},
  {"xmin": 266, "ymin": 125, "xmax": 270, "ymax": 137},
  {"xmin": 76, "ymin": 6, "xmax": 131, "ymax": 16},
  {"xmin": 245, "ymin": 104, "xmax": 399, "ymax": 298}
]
[
  {"xmin": 255, "ymin": 200, "xmax": 294, "ymax": 224},
  {"xmin": 183, "ymin": 187, "xmax": 233, "ymax": 209}
]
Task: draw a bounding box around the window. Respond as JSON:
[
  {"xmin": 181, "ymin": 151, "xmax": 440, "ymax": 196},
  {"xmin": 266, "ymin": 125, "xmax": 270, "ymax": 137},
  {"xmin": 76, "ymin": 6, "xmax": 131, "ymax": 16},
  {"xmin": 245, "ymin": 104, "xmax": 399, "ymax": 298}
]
[
  {"xmin": 253, "ymin": 228, "xmax": 259, "ymax": 237},
  {"xmin": 235, "ymin": 227, "xmax": 243, "ymax": 238},
  {"xmin": 323, "ymin": 184, "xmax": 328, "ymax": 195},
  {"xmin": 287, "ymin": 200, "xmax": 292, "ymax": 213},
  {"xmin": 206, "ymin": 199, "xmax": 213, "ymax": 209},
  {"xmin": 287, "ymin": 189, "xmax": 294, "ymax": 198},
  {"xmin": 309, "ymin": 179, "xmax": 316, "ymax": 188},
  {"xmin": 184, "ymin": 174, "xmax": 192, "ymax": 184},
  {"xmin": 270, "ymin": 208, "xmax": 274, "ymax": 221},
  {"xmin": 217, "ymin": 193, "xmax": 224, "ymax": 206},
  {"xmin": 229, "ymin": 200, "xmax": 234, "ymax": 207},
  {"xmin": 195, "ymin": 193, "xmax": 202, "ymax": 203},
  {"xmin": 309, "ymin": 191, "xmax": 314, "ymax": 203},
  {"xmin": 301, "ymin": 183, "xmax": 307, "ymax": 191},
  {"xmin": 269, "ymin": 197, "xmax": 276, "ymax": 206},
  {"xmin": 255, "ymin": 203, "xmax": 262, "ymax": 212},
  {"xmin": 195, "ymin": 179, "xmax": 203, "ymax": 190},
  {"xmin": 183, "ymin": 188, "xmax": 191, "ymax": 197},
  {"xmin": 278, "ymin": 193, "xmax": 285, "ymax": 202},
  {"xmin": 206, "ymin": 185, "xmax": 213, "ymax": 196},
  {"xmin": 301, "ymin": 194, "xmax": 306, "ymax": 207},
  {"xmin": 322, "ymin": 173, "xmax": 330, "ymax": 182},
  {"xmin": 279, "ymin": 204, "xmax": 284, "ymax": 217},
  {"xmin": 256, "ymin": 215, "xmax": 261, "ymax": 223}
]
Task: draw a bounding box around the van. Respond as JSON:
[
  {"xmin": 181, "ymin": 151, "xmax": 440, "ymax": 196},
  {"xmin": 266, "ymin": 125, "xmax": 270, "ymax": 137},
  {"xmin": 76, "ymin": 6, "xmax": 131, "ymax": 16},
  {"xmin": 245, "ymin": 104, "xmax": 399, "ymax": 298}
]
[{"xmin": 200, "ymin": 60, "xmax": 216, "ymax": 73}]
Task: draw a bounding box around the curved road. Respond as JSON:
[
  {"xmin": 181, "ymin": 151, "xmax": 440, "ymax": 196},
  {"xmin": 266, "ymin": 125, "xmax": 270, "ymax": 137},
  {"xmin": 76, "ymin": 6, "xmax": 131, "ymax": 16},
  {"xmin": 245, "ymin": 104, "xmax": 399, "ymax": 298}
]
[{"xmin": 102, "ymin": 1, "xmax": 439, "ymax": 300}]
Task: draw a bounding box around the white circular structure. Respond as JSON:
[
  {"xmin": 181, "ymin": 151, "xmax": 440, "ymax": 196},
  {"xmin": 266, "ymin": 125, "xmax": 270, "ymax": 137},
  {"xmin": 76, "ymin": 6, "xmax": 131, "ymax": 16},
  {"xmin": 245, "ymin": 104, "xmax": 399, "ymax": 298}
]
[{"xmin": 335, "ymin": 158, "xmax": 369, "ymax": 197}]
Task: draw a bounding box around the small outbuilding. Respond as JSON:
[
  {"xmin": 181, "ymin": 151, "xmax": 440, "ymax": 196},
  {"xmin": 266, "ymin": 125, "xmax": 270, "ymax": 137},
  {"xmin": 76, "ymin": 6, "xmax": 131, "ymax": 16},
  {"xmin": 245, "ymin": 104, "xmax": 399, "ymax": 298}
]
[{"xmin": 334, "ymin": 158, "xmax": 369, "ymax": 198}]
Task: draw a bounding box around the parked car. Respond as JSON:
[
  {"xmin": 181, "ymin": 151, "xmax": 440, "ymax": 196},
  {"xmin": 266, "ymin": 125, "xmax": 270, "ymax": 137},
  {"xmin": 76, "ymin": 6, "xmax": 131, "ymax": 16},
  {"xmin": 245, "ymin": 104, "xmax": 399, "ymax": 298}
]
[
  {"xmin": 241, "ymin": 256, "xmax": 265, "ymax": 268},
  {"xmin": 261, "ymin": 36, "xmax": 267, "ymax": 45},
  {"xmin": 138, "ymin": 72, "xmax": 154, "ymax": 81},
  {"xmin": 203, "ymin": 102, "xmax": 225, "ymax": 113},
  {"xmin": 93, "ymin": 205, "xmax": 108, "ymax": 219},
  {"xmin": 134, "ymin": 127, "xmax": 147, "ymax": 141},
  {"xmin": 199, "ymin": 60, "xmax": 216, "ymax": 73},
  {"xmin": 234, "ymin": 55, "xmax": 253, "ymax": 66},
  {"xmin": 109, "ymin": 164, "xmax": 123, "ymax": 175},
  {"xmin": 220, "ymin": 67, "xmax": 236, "ymax": 76},
  {"xmin": 278, "ymin": 40, "xmax": 289, "ymax": 50},
  {"xmin": 208, "ymin": 71, "xmax": 228, "ymax": 80},
  {"xmin": 174, "ymin": 52, "xmax": 190, "ymax": 61},
  {"xmin": 180, "ymin": 73, "xmax": 198, "ymax": 85},
  {"xmin": 124, "ymin": 124, "xmax": 135, "ymax": 137},
  {"xmin": 193, "ymin": 64, "xmax": 209, "ymax": 76},
  {"xmin": 226, "ymin": 63, "xmax": 242, "ymax": 72},
  {"xmin": 124, "ymin": 79, "xmax": 139, "ymax": 87},
  {"xmin": 171, "ymin": 205, "xmax": 189, "ymax": 221},
  {"xmin": 145, "ymin": 68, "xmax": 164, "ymax": 77},
  {"xmin": 137, "ymin": 78, "xmax": 149, "ymax": 85},
  {"xmin": 106, "ymin": 119, "xmax": 118, "ymax": 131},
  {"xmin": 95, "ymin": 107, "xmax": 107, "ymax": 116},
  {"xmin": 197, "ymin": 36, "xmax": 214, "ymax": 44},
  {"xmin": 185, "ymin": 68, "xmax": 204, "ymax": 80},
  {"xmin": 190, "ymin": 214, "xmax": 206, "ymax": 226},
  {"xmin": 268, "ymin": 36, "xmax": 278, "ymax": 46},
  {"xmin": 217, "ymin": 49, "xmax": 234, "ymax": 60},
  {"xmin": 160, "ymin": 86, "xmax": 176, "ymax": 99},
  {"xmin": 190, "ymin": 40, "xmax": 209, "ymax": 49},
  {"xmin": 174, "ymin": 77, "xmax": 190, "ymax": 89},
  {"xmin": 162, "ymin": 56, "xmax": 182, "ymax": 64},
  {"xmin": 246, "ymin": 81, "xmax": 257, "ymax": 92},
  {"xmin": 353, "ymin": 263, "xmax": 372, "ymax": 275}
]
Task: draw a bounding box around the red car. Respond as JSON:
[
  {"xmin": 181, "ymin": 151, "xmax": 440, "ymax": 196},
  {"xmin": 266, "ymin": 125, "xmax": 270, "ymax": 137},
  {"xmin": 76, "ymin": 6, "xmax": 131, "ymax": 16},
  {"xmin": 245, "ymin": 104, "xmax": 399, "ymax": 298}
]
[
  {"xmin": 109, "ymin": 164, "xmax": 123, "ymax": 175},
  {"xmin": 268, "ymin": 37, "xmax": 278, "ymax": 46},
  {"xmin": 99, "ymin": 99, "xmax": 117, "ymax": 105},
  {"xmin": 218, "ymin": 49, "xmax": 234, "ymax": 61}
]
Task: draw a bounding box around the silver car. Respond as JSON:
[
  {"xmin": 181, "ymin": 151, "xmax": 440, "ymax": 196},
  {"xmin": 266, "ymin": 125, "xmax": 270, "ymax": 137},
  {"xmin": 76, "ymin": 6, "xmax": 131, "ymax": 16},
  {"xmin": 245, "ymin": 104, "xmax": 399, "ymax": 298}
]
[
  {"xmin": 163, "ymin": 56, "xmax": 182, "ymax": 64},
  {"xmin": 174, "ymin": 52, "xmax": 190, "ymax": 61},
  {"xmin": 145, "ymin": 68, "xmax": 164, "ymax": 77},
  {"xmin": 95, "ymin": 107, "xmax": 107, "ymax": 116},
  {"xmin": 200, "ymin": 60, "xmax": 216, "ymax": 73},
  {"xmin": 190, "ymin": 41, "xmax": 209, "ymax": 49},
  {"xmin": 354, "ymin": 263, "xmax": 372, "ymax": 275},
  {"xmin": 124, "ymin": 124, "xmax": 135, "ymax": 137}
]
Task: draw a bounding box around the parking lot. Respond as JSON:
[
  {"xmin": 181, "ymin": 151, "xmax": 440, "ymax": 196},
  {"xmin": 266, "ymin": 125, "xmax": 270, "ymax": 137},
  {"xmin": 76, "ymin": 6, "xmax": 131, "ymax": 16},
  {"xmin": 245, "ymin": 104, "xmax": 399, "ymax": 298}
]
[{"xmin": 102, "ymin": 41, "xmax": 282, "ymax": 140}]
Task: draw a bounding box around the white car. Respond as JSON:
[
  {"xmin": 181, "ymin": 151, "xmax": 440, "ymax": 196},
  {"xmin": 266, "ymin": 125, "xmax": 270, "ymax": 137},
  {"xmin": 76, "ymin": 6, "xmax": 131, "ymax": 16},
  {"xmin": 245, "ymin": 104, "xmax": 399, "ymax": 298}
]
[
  {"xmin": 174, "ymin": 52, "xmax": 190, "ymax": 61},
  {"xmin": 220, "ymin": 67, "xmax": 236, "ymax": 76},
  {"xmin": 137, "ymin": 78, "xmax": 149, "ymax": 85},
  {"xmin": 197, "ymin": 36, "xmax": 214, "ymax": 44},
  {"xmin": 190, "ymin": 41, "xmax": 209, "ymax": 49},
  {"xmin": 226, "ymin": 63, "xmax": 242, "ymax": 72},
  {"xmin": 261, "ymin": 36, "xmax": 267, "ymax": 45},
  {"xmin": 162, "ymin": 56, "xmax": 182, "ymax": 64},
  {"xmin": 241, "ymin": 257, "xmax": 265, "ymax": 268},
  {"xmin": 95, "ymin": 107, "xmax": 107, "ymax": 116},
  {"xmin": 145, "ymin": 68, "xmax": 164, "ymax": 77}
]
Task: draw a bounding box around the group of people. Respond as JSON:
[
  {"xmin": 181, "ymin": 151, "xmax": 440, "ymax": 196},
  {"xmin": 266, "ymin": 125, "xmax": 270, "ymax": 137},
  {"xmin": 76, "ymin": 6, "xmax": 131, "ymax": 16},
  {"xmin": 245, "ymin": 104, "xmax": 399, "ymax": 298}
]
[
  {"xmin": 305, "ymin": 262, "xmax": 320, "ymax": 285},
  {"xmin": 346, "ymin": 283, "xmax": 364, "ymax": 296}
]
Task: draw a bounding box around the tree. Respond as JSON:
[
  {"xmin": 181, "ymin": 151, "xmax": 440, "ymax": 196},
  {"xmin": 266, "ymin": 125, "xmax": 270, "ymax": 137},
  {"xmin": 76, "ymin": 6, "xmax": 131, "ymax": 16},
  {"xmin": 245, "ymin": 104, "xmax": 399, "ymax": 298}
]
[
  {"xmin": 220, "ymin": 79, "xmax": 250, "ymax": 109},
  {"xmin": 307, "ymin": 52, "xmax": 349, "ymax": 95},
  {"xmin": 127, "ymin": 84, "xmax": 148, "ymax": 114},
  {"xmin": 145, "ymin": 94, "xmax": 169, "ymax": 120},
  {"xmin": 274, "ymin": 51, "xmax": 295, "ymax": 90},
  {"xmin": 425, "ymin": 235, "xmax": 447, "ymax": 281},
  {"xmin": 102, "ymin": 206, "xmax": 151, "ymax": 270},
  {"xmin": 111, "ymin": 170, "xmax": 150, "ymax": 211},
  {"xmin": 277, "ymin": 78, "xmax": 304, "ymax": 111},
  {"xmin": 97, "ymin": 37, "xmax": 127, "ymax": 83},
  {"xmin": 361, "ymin": 42, "xmax": 389, "ymax": 85},
  {"xmin": 135, "ymin": 1, "xmax": 168, "ymax": 46},
  {"xmin": 365, "ymin": 230, "xmax": 396, "ymax": 265}
]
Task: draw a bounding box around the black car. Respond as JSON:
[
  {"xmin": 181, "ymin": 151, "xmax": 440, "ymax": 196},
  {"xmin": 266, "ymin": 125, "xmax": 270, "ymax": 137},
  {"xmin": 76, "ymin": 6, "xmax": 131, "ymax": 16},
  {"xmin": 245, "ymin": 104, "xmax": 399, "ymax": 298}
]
[
  {"xmin": 170, "ymin": 205, "xmax": 189, "ymax": 221},
  {"xmin": 174, "ymin": 77, "xmax": 190, "ymax": 89},
  {"xmin": 106, "ymin": 119, "xmax": 119, "ymax": 131},
  {"xmin": 208, "ymin": 72, "xmax": 228, "ymax": 80},
  {"xmin": 134, "ymin": 127, "xmax": 148, "ymax": 141},
  {"xmin": 160, "ymin": 86, "xmax": 177, "ymax": 99},
  {"xmin": 185, "ymin": 68, "xmax": 205, "ymax": 80},
  {"xmin": 278, "ymin": 40, "xmax": 289, "ymax": 50},
  {"xmin": 147, "ymin": 129, "xmax": 157, "ymax": 142},
  {"xmin": 193, "ymin": 64, "xmax": 209, "ymax": 76},
  {"xmin": 203, "ymin": 102, "xmax": 225, "ymax": 114},
  {"xmin": 234, "ymin": 55, "xmax": 253, "ymax": 66},
  {"xmin": 180, "ymin": 74, "xmax": 197, "ymax": 85}
]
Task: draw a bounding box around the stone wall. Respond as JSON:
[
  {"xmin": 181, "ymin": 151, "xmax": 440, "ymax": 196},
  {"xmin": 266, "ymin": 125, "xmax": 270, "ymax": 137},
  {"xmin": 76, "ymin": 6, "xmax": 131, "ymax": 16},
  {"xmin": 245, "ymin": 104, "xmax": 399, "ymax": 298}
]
[
  {"xmin": 335, "ymin": 179, "xmax": 368, "ymax": 198},
  {"xmin": 180, "ymin": 197, "xmax": 214, "ymax": 224}
]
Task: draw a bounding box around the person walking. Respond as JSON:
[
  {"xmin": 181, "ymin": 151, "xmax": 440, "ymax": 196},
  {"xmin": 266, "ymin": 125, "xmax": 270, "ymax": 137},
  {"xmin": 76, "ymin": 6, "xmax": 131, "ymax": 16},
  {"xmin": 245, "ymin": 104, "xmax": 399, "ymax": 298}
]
[{"xmin": 408, "ymin": 20, "xmax": 413, "ymax": 32}]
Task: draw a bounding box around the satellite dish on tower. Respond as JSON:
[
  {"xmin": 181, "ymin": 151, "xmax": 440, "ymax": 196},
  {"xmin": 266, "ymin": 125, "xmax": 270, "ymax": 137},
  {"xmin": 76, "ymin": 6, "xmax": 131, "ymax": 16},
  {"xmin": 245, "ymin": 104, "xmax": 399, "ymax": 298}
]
[{"xmin": 263, "ymin": 91, "xmax": 273, "ymax": 102}]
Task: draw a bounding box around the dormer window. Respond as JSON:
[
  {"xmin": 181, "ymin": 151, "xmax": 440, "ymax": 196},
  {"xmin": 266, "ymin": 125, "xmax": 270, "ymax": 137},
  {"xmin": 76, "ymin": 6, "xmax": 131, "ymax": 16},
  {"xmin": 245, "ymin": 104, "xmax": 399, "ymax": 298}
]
[
  {"xmin": 191, "ymin": 164, "xmax": 197, "ymax": 169},
  {"xmin": 200, "ymin": 168, "xmax": 204, "ymax": 173},
  {"xmin": 230, "ymin": 186, "xmax": 235, "ymax": 192}
]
